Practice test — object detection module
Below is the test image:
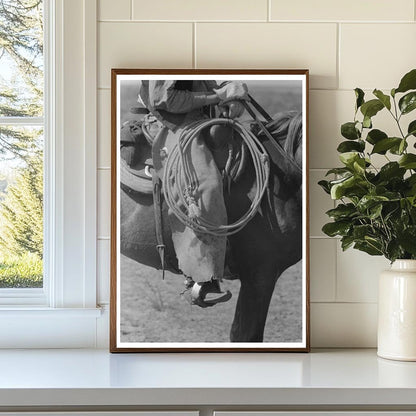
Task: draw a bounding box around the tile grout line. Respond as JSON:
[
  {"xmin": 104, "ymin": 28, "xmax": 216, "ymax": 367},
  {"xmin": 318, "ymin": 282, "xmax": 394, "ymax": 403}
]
[
  {"xmin": 192, "ymin": 22, "xmax": 197, "ymax": 69},
  {"xmin": 333, "ymin": 231, "xmax": 338, "ymax": 303},
  {"xmin": 130, "ymin": 0, "xmax": 133, "ymax": 20},
  {"xmin": 311, "ymin": 301, "xmax": 378, "ymax": 305},
  {"xmin": 336, "ymin": 22, "xmax": 340, "ymax": 90},
  {"xmin": 267, "ymin": 0, "xmax": 271, "ymax": 22},
  {"xmin": 98, "ymin": 19, "xmax": 415, "ymax": 24}
]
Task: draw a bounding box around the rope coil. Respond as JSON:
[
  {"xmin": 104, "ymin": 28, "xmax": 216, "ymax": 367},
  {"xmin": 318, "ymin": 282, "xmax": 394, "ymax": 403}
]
[{"xmin": 163, "ymin": 118, "xmax": 270, "ymax": 237}]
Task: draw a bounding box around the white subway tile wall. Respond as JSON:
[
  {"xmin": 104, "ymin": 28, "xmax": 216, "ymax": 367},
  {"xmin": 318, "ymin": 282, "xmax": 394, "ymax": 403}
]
[
  {"xmin": 196, "ymin": 23, "xmax": 338, "ymax": 89},
  {"xmin": 98, "ymin": 22, "xmax": 193, "ymax": 88},
  {"xmin": 97, "ymin": 0, "xmax": 416, "ymax": 347},
  {"xmin": 336, "ymin": 246, "xmax": 389, "ymax": 303},
  {"xmin": 98, "ymin": 89, "xmax": 111, "ymax": 168},
  {"xmin": 340, "ymin": 24, "xmax": 416, "ymax": 90},
  {"xmin": 99, "ymin": 0, "xmax": 131, "ymax": 20},
  {"xmin": 311, "ymin": 303, "xmax": 378, "ymax": 347},
  {"xmin": 131, "ymin": 0, "xmax": 268, "ymax": 21},
  {"xmin": 310, "ymin": 239, "xmax": 336, "ymax": 302},
  {"xmin": 97, "ymin": 169, "xmax": 111, "ymax": 239},
  {"xmin": 270, "ymin": 0, "xmax": 414, "ymax": 22}
]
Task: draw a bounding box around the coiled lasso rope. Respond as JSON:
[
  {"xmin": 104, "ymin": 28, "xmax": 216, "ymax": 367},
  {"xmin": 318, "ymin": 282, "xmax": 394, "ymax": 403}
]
[{"xmin": 163, "ymin": 118, "xmax": 270, "ymax": 237}]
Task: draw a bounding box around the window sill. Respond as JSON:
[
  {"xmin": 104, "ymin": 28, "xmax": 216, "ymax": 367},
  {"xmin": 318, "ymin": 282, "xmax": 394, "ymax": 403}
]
[
  {"xmin": 0, "ymin": 349, "xmax": 415, "ymax": 410},
  {"xmin": 0, "ymin": 288, "xmax": 47, "ymax": 306},
  {"xmin": 0, "ymin": 307, "xmax": 105, "ymax": 348},
  {"xmin": 0, "ymin": 306, "xmax": 102, "ymax": 316}
]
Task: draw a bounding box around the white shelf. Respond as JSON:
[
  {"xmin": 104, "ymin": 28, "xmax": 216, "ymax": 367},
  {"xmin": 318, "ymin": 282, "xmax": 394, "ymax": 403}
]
[{"xmin": 0, "ymin": 349, "xmax": 415, "ymax": 409}]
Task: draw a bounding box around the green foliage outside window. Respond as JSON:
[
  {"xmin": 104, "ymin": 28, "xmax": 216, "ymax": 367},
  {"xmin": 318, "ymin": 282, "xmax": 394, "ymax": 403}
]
[{"xmin": 0, "ymin": 0, "xmax": 44, "ymax": 288}]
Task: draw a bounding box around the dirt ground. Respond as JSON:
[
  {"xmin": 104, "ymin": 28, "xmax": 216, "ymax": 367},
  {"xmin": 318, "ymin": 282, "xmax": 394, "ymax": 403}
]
[{"xmin": 120, "ymin": 254, "xmax": 302, "ymax": 343}]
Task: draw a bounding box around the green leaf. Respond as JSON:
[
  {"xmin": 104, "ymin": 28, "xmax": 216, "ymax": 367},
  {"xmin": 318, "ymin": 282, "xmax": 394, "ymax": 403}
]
[
  {"xmin": 365, "ymin": 236, "xmax": 384, "ymax": 250},
  {"xmin": 360, "ymin": 99, "xmax": 384, "ymax": 119},
  {"xmin": 373, "ymin": 89, "xmax": 391, "ymax": 110},
  {"xmin": 353, "ymin": 158, "xmax": 366, "ymax": 174},
  {"xmin": 337, "ymin": 140, "xmax": 365, "ymax": 153},
  {"xmin": 391, "ymin": 88, "xmax": 396, "ymax": 97},
  {"xmin": 399, "ymin": 139, "xmax": 407, "ymax": 154},
  {"xmin": 330, "ymin": 176, "xmax": 357, "ymax": 199},
  {"xmin": 390, "ymin": 139, "xmax": 407, "ymax": 155},
  {"xmin": 407, "ymin": 120, "xmax": 416, "ymax": 137},
  {"xmin": 338, "ymin": 151, "xmax": 370, "ymax": 173},
  {"xmin": 386, "ymin": 240, "xmax": 402, "ymax": 262},
  {"xmin": 326, "ymin": 203, "xmax": 356, "ymax": 220},
  {"xmin": 366, "ymin": 129, "xmax": 387, "ymax": 145},
  {"xmin": 398, "ymin": 227, "xmax": 416, "ymax": 255},
  {"xmin": 399, "ymin": 154, "xmax": 416, "ymax": 169},
  {"xmin": 353, "ymin": 224, "xmax": 374, "ymax": 240},
  {"xmin": 341, "ymin": 235, "xmax": 355, "ymax": 251},
  {"xmin": 354, "ymin": 241, "xmax": 383, "ymax": 256},
  {"xmin": 369, "ymin": 203, "xmax": 383, "ymax": 219},
  {"xmin": 322, "ymin": 221, "xmax": 351, "ymax": 237},
  {"xmin": 341, "ymin": 122, "xmax": 360, "ymax": 140},
  {"xmin": 371, "ymin": 137, "xmax": 402, "ymax": 154},
  {"xmin": 405, "ymin": 174, "xmax": 416, "ymax": 197},
  {"xmin": 355, "ymin": 88, "xmax": 365, "ymax": 110},
  {"xmin": 318, "ymin": 180, "xmax": 331, "ymax": 194},
  {"xmin": 325, "ymin": 167, "xmax": 352, "ymax": 176},
  {"xmin": 357, "ymin": 195, "xmax": 389, "ymax": 211},
  {"xmin": 377, "ymin": 162, "xmax": 406, "ymax": 182},
  {"xmin": 399, "ymin": 92, "xmax": 416, "ymax": 115},
  {"xmin": 362, "ymin": 116, "xmax": 372, "ymax": 129},
  {"xmin": 396, "ymin": 69, "xmax": 416, "ymax": 94},
  {"xmin": 339, "ymin": 152, "xmax": 360, "ymax": 166},
  {"xmin": 406, "ymin": 174, "xmax": 416, "ymax": 187}
]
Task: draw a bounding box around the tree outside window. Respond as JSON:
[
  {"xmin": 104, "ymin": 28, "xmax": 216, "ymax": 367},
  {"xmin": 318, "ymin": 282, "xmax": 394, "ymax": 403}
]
[{"xmin": 0, "ymin": 0, "xmax": 44, "ymax": 288}]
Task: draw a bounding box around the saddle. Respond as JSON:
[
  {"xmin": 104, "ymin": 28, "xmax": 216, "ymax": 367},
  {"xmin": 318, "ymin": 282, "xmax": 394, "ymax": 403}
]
[
  {"xmin": 119, "ymin": 117, "xmax": 154, "ymax": 195},
  {"xmin": 120, "ymin": 115, "xmax": 248, "ymax": 195}
]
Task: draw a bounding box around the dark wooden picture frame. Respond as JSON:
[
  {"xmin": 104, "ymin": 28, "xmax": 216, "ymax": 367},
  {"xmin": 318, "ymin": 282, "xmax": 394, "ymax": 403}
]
[{"xmin": 110, "ymin": 69, "xmax": 310, "ymax": 352}]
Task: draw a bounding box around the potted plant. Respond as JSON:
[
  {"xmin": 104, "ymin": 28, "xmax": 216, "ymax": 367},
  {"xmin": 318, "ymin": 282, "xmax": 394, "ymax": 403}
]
[{"xmin": 319, "ymin": 68, "xmax": 416, "ymax": 361}]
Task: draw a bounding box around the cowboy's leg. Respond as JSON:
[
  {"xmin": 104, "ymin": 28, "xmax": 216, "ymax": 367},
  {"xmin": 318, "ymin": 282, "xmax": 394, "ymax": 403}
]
[{"xmin": 168, "ymin": 133, "xmax": 227, "ymax": 282}]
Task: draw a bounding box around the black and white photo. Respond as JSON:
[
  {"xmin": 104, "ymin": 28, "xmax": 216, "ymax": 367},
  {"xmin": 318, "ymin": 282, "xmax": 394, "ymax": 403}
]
[{"xmin": 110, "ymin": 69, "xmax": 309, "ymax": 352}]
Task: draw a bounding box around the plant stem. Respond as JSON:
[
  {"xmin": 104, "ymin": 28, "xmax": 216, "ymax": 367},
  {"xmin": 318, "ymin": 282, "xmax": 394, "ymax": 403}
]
[{"xmin": 389, "ymin": 98, "xmax": 406, "ymax": 140}]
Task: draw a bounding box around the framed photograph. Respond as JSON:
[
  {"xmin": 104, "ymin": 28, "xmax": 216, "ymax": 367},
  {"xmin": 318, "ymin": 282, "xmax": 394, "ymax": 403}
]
[{"xmin": 110, "ymin": 69, "xmax": 309, "ymax": 352}]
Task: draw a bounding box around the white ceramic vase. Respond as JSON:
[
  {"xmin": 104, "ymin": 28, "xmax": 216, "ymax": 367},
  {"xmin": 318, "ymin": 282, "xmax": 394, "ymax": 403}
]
[{"xmin": 378, "ymin": 259, "xmax": 416, "ymax": 361}]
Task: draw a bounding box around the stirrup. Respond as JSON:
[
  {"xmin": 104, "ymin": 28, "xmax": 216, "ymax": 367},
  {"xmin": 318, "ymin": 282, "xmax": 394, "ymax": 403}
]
[{"xmin": 189, "ymin": 277, "xmax": 232, "ymax": 308}]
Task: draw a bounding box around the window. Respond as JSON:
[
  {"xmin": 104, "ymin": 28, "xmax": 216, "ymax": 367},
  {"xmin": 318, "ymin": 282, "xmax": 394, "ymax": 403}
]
[
  {"xmin": 0, "ymin": 0, "xmax": 102, "ymax": 348},
  {"xmin": 0, "ymin": 0, "xmax": 45, "ymax": 294}
]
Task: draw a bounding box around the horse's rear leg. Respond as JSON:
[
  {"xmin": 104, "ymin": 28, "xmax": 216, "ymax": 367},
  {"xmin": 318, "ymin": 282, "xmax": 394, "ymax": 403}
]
[{"xmin": 230, "ymin": 267, "xmax": 280, "ymax": 342}]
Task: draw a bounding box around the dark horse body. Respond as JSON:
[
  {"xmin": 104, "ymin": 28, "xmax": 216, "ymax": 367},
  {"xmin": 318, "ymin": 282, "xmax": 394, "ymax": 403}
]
[{"xmin": 120, "ymin": 112, "xmax": 303, "ymax": 342}]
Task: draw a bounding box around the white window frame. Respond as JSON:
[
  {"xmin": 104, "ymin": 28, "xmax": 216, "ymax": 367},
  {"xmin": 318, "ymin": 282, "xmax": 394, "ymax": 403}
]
[{"xmin": 0, "ymin": 0, "xmax": 102, "ymax": 348}]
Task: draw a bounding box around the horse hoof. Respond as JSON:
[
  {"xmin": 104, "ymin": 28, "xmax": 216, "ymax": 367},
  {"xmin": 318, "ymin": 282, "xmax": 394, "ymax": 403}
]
[{"xmin": 190, "ymin": 280, "xmax": 232, "ymax": 308}]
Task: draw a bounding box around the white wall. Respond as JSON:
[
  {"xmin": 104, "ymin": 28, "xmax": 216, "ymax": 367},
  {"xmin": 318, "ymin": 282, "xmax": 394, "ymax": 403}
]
[{"xmin": 96, "ymin": 0, "xmax": 416, "ymax": 347}]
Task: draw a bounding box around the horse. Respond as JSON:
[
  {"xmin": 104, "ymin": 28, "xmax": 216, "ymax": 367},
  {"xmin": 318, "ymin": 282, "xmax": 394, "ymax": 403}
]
[{"xmin": 119, "ymin": 111, "xmax": 303, "ymax": 342}]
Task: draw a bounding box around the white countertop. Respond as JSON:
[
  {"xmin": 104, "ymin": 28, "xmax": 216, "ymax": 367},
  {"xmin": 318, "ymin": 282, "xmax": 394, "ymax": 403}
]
[{"xmin": 0, "ymin": 349, "xmax": 416, "ymax": 407}]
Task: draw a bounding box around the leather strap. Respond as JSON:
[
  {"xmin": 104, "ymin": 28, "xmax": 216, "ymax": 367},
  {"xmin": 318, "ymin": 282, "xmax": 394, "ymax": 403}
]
[
  {"xmin": 152, "ymin": 170, "xmax": 166, "ymax": 279},
  {"xmin": 242, "ymin": 99, "xmax": 302, "ymax": 177}
]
